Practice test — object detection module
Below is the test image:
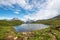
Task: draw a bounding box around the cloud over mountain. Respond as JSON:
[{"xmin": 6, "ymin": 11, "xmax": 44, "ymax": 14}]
[
  {"xmin": 23, "ymin": 0, "xmax": 60, "ymax": 21},
  {"xmin": 0, "ymin": 0, "xmax": 60, "ymax": 21}
]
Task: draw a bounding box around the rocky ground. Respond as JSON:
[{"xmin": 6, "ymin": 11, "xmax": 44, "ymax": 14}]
[{"xmin": 5, "ymin": 26, "xmax": 60, "ymax": 40}]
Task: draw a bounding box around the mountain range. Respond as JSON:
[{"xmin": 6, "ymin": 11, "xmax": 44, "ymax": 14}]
[{"xmin": 31, "ymin": 15, "xmax": 60, "ymax": 25}]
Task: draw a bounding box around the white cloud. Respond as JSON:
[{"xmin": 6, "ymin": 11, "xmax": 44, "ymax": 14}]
[
  {"xmin": 0, "ymin": 0, "xmax": 15, "ymax": 8},
  {"xmin": 23, "ymin": 0, "xmax": 60, "ymax": 21},
  {"xmin": 0, "ymin": 0, "xmax": 45, "ymax": 10},
  {"xmin": 14, "ymin": 11, "xmax": 20, "ymax": 14},
  {"xmin": 14, "ymin": 9, "xmax": 21, "ymax": 14},
  {"xmin": 0, "ymin": 16, "xmax": 12, "ymax": 20},
  {"xmin": 0, "ymin": 0, "xmax": 60, "ymax": 21},
  {"xmin": 0, "ymin": 0, "xmax": 34, "ymax": 10}
]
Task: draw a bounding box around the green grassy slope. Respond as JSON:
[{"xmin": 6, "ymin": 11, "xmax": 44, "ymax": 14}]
[
  {"xmin": 0, "ymin": 25, "xmax": 60, "ymax": 40},
  {"xmin": 30, "ymin": 16, "xmax": 60, "ymax": 40},
  {"xmin": 0, "ymin": 20, "xmax": 24, "ymax": 40},
  {"xmin": 0, "ymin": 17, "xmax": 60, "ymax": 40},
  {"xmin": 0, "ymin": 20, "xmax": 23, "ymax": 26},
  {"xmin": 32, "ymin": 15, "xmax": 60, "ymax": 25}
]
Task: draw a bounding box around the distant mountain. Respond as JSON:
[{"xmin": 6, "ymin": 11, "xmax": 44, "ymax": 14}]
[
  {"xmin": 26, "ymin": 20, "xmax": 35, "ymax": 23},
  {"xmin": 32, "ymin": 15, "xmax": 60, "ymax": 25},
  {"xmin": 11, "ymin": 18, "xmax": 20, "ymax": 20},
  {"xmin": 53, "ymin": 15, "xmax": 60, "ymax": 19},
  {"xmin": 0, "ymin": 19, "xmax": 24, "ymax": 26},
  {"xmin": 34, "ymin": 15, "xmax": 60, "ymax": 21}
]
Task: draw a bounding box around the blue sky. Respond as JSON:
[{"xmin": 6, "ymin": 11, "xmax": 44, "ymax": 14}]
[{"xmin": 0, "ymin": 0, "xmax": 60, "ymax": 21}]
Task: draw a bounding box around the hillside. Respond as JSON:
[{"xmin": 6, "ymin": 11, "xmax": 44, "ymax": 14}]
[
  {"xmin": 32, "ymin": 15, "xmax": 60, "ymax": 25},
  {"xmin": 0, "ymin": 15, "xmax": 60, "ymax": 40},
  {"xmin": 0, "ymin": 19, "xmax": 24, "ymax": 26},
  {"xmin": 53, "ymin": 15, "xmax": 60, "ymax": 19}
]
